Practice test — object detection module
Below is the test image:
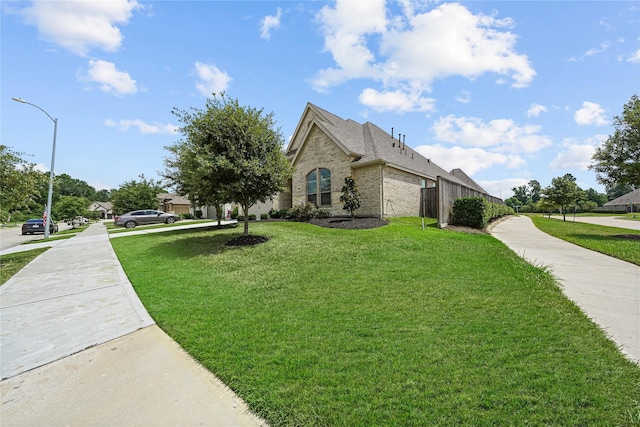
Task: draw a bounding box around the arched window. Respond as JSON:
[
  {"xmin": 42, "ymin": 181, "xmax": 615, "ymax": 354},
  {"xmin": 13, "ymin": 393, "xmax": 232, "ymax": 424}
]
[
  {"xmin": 307, "ymin": 170, "xmax": 317, "ymax": 205},
  {"xmin": 307, "ymin": 168, "xmax": 331, "ymax": 206}
]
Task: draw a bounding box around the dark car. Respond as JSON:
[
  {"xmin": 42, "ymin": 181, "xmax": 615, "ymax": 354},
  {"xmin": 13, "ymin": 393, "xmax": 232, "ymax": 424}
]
[
  {"xmin": 21, "ymin": 219, "xmax": 59, "ymax": 235},
  {"xmin": 113, "ymin": 210, "xmax": 180, "ymax": 229}
]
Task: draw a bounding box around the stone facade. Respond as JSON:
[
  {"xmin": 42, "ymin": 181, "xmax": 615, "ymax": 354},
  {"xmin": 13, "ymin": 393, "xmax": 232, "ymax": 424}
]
[
  {"xmin": 282, "ymin": 103, "xmax": 463, "ymax": 219},
  {"xmin": 290, "ymin": 125, "xmax": 353, "ymax": 216},
  {"xmin": 382, "ymin": 168, "xmax": 426, "ymax": 217}
]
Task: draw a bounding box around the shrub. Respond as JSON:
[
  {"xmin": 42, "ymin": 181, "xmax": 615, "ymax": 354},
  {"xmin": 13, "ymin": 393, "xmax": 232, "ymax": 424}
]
[
  {"xmin": 260, "ymin": 213, "xmax": 270, "ymax": 220},
  {"xmin": 237, "ymin": 214, "xmax": 245, "ymax": 222},
  {"xmin": 269, "ymin": 209, "xmax": 281, "ymax": 218},
  {"xmin": 315, "ymin": 208, "xmax": 332, "ymax": 219},
  {"xmin": 453, "ymin": 197, "xmax": 514, "ymax": 229},
  {"xmin": 195, "ymin": 210, "xmax": 203, "ymax": 219},
  {"xmin": 181, "ymin": 213, "xmax": 195, "ymax": 219},
  {"xmin": 287, "ymin": 202, "xmax": 333, "ymax": 221},
  {"xmin": 231, "ymin": 207, "xmax": 239, "ymax": 219},
  {"xmin": 248, "ymin": 214, "xmax": 257, "ymax": 221}
]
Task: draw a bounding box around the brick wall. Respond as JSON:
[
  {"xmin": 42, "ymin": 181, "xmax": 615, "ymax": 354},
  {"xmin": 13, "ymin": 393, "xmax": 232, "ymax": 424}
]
[
  {"xmin": 291, "ymin": 125, "xmax": 353, "ymax": 216},
  {"xmin": 353, "ymin": 164, "xmax": 383, "ymax": 217},
  {"xmin": 382, "ymin": 168, "xmax": 423, "ymax": 216}
]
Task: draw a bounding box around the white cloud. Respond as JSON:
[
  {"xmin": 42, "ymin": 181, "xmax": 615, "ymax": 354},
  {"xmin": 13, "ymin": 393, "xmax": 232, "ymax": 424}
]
[
  {"xmin": 527, "ymin": 103, "xmax": 547, "ymax": 117},
  {"xmin": 358, "ymin": 88, "xmax": 435, "ymax": 113},
  {"xmin": 104, "ymin": 118, "xmax": 178, "ymax": 134},
  {"xmin": 260, "ymin": 7, "xmax": 282, "ymax": 40},
  {"xmin": 585, "ymin": 41, "xmax": 611, "ymax": 57},
  {"xmin": 456, "ymin": 91, "xmax": 471, "ymax": 104},
  {"xmin": 478, "ymin": 178, "xmax": 531, "ymax": 200},
  {"xmin": 18, "ymin": 0, "xmax": 141, "ymax": 56},
  {"xmin": 627, "ymin": 49, "xmax": 640, "ymax": 63},
  {"xmin": 194, "ymin": 62, "xmax": 232, "ymax": 96},
  {"xmin": 415, "ymin": 144, "xmax": 524, "ymax": 176},
  {"xmin": 79, "ymin": 59, "xmax": 137, "ymax": 96},
  {"xmin": 574, "ymin": 102, "xmax": 608, "ymax": 126},
  {"xmin": 549, "ymin": 135, "xmax": 605, "ymax": 170},
  {"xmin": 313, "ymin": 1, "xmax": 535, "ymax": 111},
  {"xmin": 432, "ymin": 115, "xmax": 552, "ymax": 153}
]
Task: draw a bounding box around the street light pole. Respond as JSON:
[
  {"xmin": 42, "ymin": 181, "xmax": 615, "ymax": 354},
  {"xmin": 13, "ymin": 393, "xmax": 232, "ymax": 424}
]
[{"xmin": 12, "ymin": 97, "xmax": 58, "ymax": 239}]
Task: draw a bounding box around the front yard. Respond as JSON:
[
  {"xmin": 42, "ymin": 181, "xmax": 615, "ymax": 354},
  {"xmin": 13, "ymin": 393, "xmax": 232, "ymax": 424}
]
[{"xmin": 109, "ymin": 217, "xmax": 639, "ymax": 425}]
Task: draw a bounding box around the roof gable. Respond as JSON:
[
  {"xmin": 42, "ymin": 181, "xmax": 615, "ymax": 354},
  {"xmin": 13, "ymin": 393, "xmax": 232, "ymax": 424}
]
[
  {"xmin": 288, "ymin": 103, "xmax": 467, "ymax": 184},
  {"xmin": 604, "ymin": 188, "xmax": 640, "ymax": 206}
]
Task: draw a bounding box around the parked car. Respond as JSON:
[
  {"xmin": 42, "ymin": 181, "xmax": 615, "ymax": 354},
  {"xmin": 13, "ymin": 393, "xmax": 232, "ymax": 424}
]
[
  {"xmin": 21, "ymin": 219, "xmax": 59, "ymax": 235},
  {"xmin": 66, "ymin": 216, "xmax": 89, "ymax": 226},
  {"xmin": 113, "ymin": 210, "xmax": 180, "ymax": 228}
]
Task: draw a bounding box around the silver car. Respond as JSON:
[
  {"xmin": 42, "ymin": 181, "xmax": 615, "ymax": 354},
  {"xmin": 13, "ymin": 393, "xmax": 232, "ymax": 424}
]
[{"xmin": 114, "ymin": 210, "xmax": 180, "ymax": 228}]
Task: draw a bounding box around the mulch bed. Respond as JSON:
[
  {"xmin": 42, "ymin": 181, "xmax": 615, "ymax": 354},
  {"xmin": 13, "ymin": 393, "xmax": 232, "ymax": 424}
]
[{"xmin": 225, "ymin": 235, "xmax": 271, "ymax": 246}]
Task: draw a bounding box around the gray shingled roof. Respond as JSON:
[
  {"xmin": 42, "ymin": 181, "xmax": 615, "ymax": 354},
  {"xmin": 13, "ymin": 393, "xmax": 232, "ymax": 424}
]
[
  {"xmin": 604, "ymin": 188, "xmax": 640, "ymax": 206},
  {"xmin": 449, "ymin": 168, "xmax": 488, "ymax": 193},
  {"xmin": 307, "ymin": 103, "xmax": 465, "ymax": 184}
]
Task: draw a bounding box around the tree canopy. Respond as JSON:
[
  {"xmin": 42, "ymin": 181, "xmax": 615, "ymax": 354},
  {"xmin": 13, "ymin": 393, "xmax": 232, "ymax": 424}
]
[
  {"xmin": 542, "ymin": 174, "xmax": 582, "ymax": 221},
  {"xmin": 0, "ymin": 145, "xmax": 45, "ymax": 221},
  {"xmin": 54, "ymin": 196, "xmax": 88, "ymax": 228},
  {"xmin": 165, "ymin": 93, "xmax": 292, "ymax": 236},
  {"xmin": 590, "ymin": 94, "xmax": 640, "ymax": 189},
  {"xmin": 111, "ymin": 175, "xmax": 164, "ymax": 215}
]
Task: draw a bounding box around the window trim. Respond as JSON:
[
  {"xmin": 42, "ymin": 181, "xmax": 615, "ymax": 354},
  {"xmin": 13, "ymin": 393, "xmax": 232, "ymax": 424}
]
[{"xmin": 306, "ymin": 167, "xmax": 332, "ymax": 206}]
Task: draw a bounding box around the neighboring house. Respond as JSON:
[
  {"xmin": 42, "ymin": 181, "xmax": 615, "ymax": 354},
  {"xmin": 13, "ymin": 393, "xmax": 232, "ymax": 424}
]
[
  {"xmin": 603, "ymin": 188, "xmax": 640, "ymax": 212},
  {"xmin": 280, "ymin": 103, "xmax": 477, "ymax": 218},
  {"xmin": 158, "ymin": 193, "xmax": 191, "ymax": 216},
  {"xmin": 88, "ymin": 201, "xmax": 113, "ymax": 219}
]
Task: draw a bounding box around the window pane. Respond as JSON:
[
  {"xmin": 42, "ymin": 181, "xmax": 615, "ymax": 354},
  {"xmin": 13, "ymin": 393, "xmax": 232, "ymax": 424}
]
[
  {"xmin": 308, "ymin": 194, "xmax": 317, "ymax": 205},
  {"xmin": 307, "ymin": 171, "xmax": 317, "ymax": 194},
  {"xmin": 320, "ymin": 168, "xmax": 331, "ymax": 192},
  {"xmin": 320, "ymin": 192, "xmax": 331, "ymax": 206}
]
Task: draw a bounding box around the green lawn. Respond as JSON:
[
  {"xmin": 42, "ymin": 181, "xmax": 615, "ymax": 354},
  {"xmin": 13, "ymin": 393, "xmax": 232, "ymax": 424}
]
[
  {"xmin": 528, "ymin": 215, "xmax": 640, "ymax": 265},
  {"xmin": 111, "ymin": 217, "xmax": 640, "ymax": 426},
  {"xmin": 0, "ymin": 247, "xmax": 48, "ymax": 285}
]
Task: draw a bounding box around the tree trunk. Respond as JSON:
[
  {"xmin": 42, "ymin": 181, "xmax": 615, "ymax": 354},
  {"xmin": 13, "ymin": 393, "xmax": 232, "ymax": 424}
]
[
  {"xmin": 242, "ymin": 203, "xmax": 250, "ymax": 235},
  {"xmin": 215, "ymin": 204, "xmax": 223, "ymax": 226}
]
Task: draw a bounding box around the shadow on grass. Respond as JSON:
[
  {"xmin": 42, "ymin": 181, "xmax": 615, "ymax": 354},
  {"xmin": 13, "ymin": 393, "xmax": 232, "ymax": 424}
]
[
  {"xmin": 146, "ymin": 226, "xmax": 267, "ymax": 259},
  {"xmin": 569, "ymin": 233, "xmax": 640, "ymax": 242}
]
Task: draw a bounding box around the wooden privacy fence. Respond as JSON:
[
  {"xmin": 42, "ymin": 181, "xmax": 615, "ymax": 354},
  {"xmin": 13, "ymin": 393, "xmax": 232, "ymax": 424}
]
[{"xmin": 420, "ymin": 176, "xmax": 505, "ymax": 228}]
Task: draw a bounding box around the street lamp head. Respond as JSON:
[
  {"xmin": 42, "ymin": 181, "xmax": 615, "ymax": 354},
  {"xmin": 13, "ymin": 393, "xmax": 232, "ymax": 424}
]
[{"xmin": 11, "ymin": 97, "xmax": 27, "ymax": 103}]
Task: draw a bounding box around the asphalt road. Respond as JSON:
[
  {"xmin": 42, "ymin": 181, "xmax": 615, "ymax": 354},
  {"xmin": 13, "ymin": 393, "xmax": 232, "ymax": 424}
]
[{"xmin": 0, "ymin": 222, "xmax": 74, "ymax": 251}]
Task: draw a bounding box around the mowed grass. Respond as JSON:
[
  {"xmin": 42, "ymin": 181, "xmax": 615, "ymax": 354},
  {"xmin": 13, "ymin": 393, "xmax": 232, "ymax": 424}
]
[
  {"xmin": 0, "ymin": 248, "xmax": 48, "ymax": 285},
  {"xmin": 529, "ymin": 215, "xmax": 640, "ymax": 265},
  {"xmin": 111, "ymin": 218, "xmax": 640, "ymax": 426}
]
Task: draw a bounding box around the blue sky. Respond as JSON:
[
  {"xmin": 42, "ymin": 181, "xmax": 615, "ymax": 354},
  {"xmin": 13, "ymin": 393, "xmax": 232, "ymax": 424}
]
[{"xmin": 2, "ymin": 1, "xmax": 638, "ymax": 199}]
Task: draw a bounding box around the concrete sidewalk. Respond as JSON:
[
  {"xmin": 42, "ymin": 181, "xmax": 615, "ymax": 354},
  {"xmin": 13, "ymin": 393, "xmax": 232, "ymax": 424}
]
[
  {"xmin": 490, "ymin": 215, "xmax": 640, "ymax": 365},
  {"xmin": 1, "ymin": 222, "xmax": 265, "ymax": 426}
]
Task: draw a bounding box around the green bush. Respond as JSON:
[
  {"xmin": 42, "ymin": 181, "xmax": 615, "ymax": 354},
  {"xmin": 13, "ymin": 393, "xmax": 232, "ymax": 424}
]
[
  {"xmin": 260, "ymin": 213, "xmax": 270, "ymax": 220},
  {"xmin": 181, "ymin": 213, "xmax": 195, "ymax": 219},
  {"xmin": 237, "ymin": 214, "xmax": 245, "ymax": 221},
  {"xmin": 231, "ymin": 207, "xmax": 239, "ymax": 219},
  {"xmin": 195, "ymin": 210, "xmax": 203, "ymax": 219},
  {"xmin": 269, "ymin": 209, "xmax": 281, "ymax": 218},
  {"xmin": 248, "ymin": 214, "xmax": 257, "ymax": 221},
  {"xmin": 287, "ymin": 202, "xmax": 333, "ymax": 221},
  {"xmin": 453, "ymin": 197, "xmax": 514, "ymax": 229}
]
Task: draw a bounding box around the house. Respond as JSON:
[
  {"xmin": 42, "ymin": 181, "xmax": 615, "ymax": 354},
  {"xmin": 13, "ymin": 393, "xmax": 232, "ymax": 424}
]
[
  {"xmin": 280, "ymin": 103, "xmax": 477, "ymax": 218},
  {"xmin": 88, "ymin": 201, "xmax": 113, "ymax": 219},
  {"xmin": 158, "ymin": 193, "xmax": 191, "ymax": 216},
  {"xmin": 603, "ymin": 188, "xmax": 640, "ymax": 213}
]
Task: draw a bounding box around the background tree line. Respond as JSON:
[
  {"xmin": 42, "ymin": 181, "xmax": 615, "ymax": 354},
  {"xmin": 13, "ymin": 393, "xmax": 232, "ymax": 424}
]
[{"xmin": 1, "ymin": 145, "xmax": 112, "ymax": 222}]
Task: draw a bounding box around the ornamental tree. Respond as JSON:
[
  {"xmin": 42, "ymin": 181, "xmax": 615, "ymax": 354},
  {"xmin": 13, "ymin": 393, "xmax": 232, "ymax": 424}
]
[
  {"xmin": 340, "ymin": 175, "xmax": 361, "ymax": 219},
  {"xmin": 542, "ymin": 174, "xmax": 583, "ymax": 221},
  {"xmin": 165, "ymin": 93, "xmax": 292, "ymax": 236}
]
